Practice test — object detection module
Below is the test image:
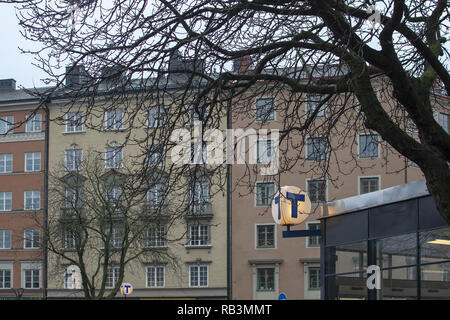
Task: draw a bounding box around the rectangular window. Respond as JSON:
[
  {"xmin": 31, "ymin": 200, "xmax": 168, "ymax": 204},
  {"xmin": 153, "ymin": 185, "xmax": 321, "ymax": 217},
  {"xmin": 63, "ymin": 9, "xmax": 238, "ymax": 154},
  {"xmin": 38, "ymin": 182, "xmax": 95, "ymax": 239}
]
[
  {"xmin": 64, "ymin": 267, "xmax": 80, "ymax": 289},
  {"xmin": 190, "ymin": 265, "xmax": 208, "ymax": 287},
  {"xmin": 147, "ymin": 265, "xmax": 165, "ymax": 288},
  {"xmin": 65, "ymin": 149, "xmax": 83, "ymax": 171},
  {"xmin": 256, "ymin": 225, "xmax": 275, "ymax": 249},
  {"xmin": 188, "ymin": 225, "xmax": 210, "ymax": 246},
  {"xmin": 0, "ymin": 154, "xmax": 12, "ymax": 173},
  {"xmin": 105, "ymin": 266, "xmax": 120, "ymax": 288},
  {"xmin": 143, "ymin": 225, "xmax": 167, "ymax": 248},
  {"xmin": 440, "ymin": 113, "xmax": 449, "ymax": 133},
  {"xmin": 359, "ymin": 134, "xmax": 379, "ymax": 158},
  {"xmin": 63, "ymin": 229, "xmax": 76, "ymax": 250},
  {"xmin": 307, "ymin": 223, "xmax": 321, "ymax": 247},
  {"xmin": 306, "ymin": 137, "xmax": 327, "ymax": 161},
  {"xmin": 306, "ymin": 94, "xmax": 326, "ymax": 118},
  {"xmin": 105, "ymin": 186, "xmax": 122, "ymax": 211},
  {"xmin": 147, "ymin": 184, "xmax": 165, "ymax": 207},
  {"xmin": 65, "ymin": 112, "xmax": 83, "ymax": 133},
  {"xmin": 25, "ymin": 114, "xmax": 42, "ymax": 132},
  {"xmin": 190, "ymin": 142, "xmax": 208, "ymax": 164},
  {"xmin": 0, "ymin": 269, "xmax": 12, "ymax": 289},
  {"xmin": 189, "ymin": 104, "xmax": 209, "ymax": 124},
  {"xmin": 24, "ymin": 190, "xmax": 40, "ymax": 210},
  {"xmin": 0, "ymin": 116, "xmax": 14, "ymax": 134},
  {"xmin": 65, "ymin": 187, "xmax": 83, "ymax": 209},
  {"xmin": 0, "ymin": 192, "xmax": 12, "ymax": 211},
  {"xmin": 105, "ymin": 109, "xmax": 123, "ymax": 130},
  {"xmin": 256, "ymin": 98, "xmax": 275, "ymax": 121},
  {"xmin": 147, "ymin": 145, "xmax": 165, "ymax": 166},
  {"xmin": 308, "ymin": 267, "xmax": 320, "ymax": 290},
  {"xmin": 105, "ymin": 147, "xmax": 123, "ymax": 169},
  {"xmin": 24, "ymin": 269, "xmax": 40, "ymax": 289},
  {"xmin": 257, "ymin": 140, "xmax": 273, "ymax": 164},
  {"xmin": 25, "ymin": 152, "xmax": 41, "ymax": 172},
  {"xmin": 256, "ymin": 268, "xmax": 275, "ymax": 291},
  {"xmin": 24, "ymin": 229, "xmax": 40, "ymax": 249},
  {"xmin": 359, "ymin": 177, "xmax": 380, "ymax": 194},
  {"xmin": 105, "ymin": 227, "xmax": 123, "ymax": 249},
  {"xmin": 193, "ymin": 182, "xmax": 209, "ymax": 204},
  {"xmin": 307, "ymin": 180, "xmax": 327, "ymax": 203},
  {"xmin": 0, "ymin": 230, "xmax": 11, "ymax": 249},
  {"xmin": 255, "ymin": 182, "xmax": 275, "ymax": 206},
  {"xmin": 147, "ymin": 107, "xmax": 166, "ymax": 128}
]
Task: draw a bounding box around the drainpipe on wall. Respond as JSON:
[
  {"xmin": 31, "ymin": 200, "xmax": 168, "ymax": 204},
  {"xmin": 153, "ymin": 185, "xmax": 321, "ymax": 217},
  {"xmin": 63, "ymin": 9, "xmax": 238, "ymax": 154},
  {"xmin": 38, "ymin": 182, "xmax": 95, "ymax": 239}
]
[
  {"xmin": 42, "ymin": 96, "xmax": 51, "ymax": 300},
  {"xmin": 226, "ymin": 88, "xmax": 234, "ymax": 300}
]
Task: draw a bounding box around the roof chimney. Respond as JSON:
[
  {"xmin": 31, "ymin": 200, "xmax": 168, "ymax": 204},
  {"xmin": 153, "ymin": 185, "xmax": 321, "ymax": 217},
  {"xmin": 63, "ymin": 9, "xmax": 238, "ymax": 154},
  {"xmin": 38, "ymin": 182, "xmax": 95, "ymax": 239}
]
[
  {"xmin": 233, "ymin": 55, "xmax": 253, "ymax": 74},
  {"xmin": 0, "ymin": 79, "xmax": 16, "ymax": 91},
  {"xmin": 65, "ymin": 65, "xmax": 88, "ymax": 87}
]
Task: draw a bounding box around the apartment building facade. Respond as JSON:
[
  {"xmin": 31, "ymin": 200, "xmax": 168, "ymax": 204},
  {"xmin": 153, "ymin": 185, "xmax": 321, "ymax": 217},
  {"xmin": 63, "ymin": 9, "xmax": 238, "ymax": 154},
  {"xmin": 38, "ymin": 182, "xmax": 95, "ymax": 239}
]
[
  {"xmin": 43, "ymin": 63, "xmax": 228, "ymax": 299},
  {"xmin": 0, "ymin": 65, "xmax": 448, "ymax": 300},
  {"xmin": 229, "ymin": 74, "xmax": 449, "ymax": 299},
  {"xmin": 0, "ymin": 79, "xmax": 45, "ymax": 299}
]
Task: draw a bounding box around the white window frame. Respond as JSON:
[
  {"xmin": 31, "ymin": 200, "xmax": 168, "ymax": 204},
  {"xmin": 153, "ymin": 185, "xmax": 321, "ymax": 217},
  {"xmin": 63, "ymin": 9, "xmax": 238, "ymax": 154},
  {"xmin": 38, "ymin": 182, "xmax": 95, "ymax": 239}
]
[
  {"xmin": 255, "ymin": 97, "xmax": 275, "ymax": 122},
  {"xmin": 358, "ymin": 176, "xmax": 381, "ymax": 195},
  {"xmin": 254, "ymin": 181, "xmax": 275, "ymax": 207},
  {"xmin": 147, "ymin": 144, "xmax": 166, "ymax": 166},
  {"xmin": 306, "ymin": 179, "xmax": 328, "ymax": 204},
  {"xmin": 306, "ymin": 221, "xmax": 321, "ymax": 248},
  {"xmin": 104, "ymin": 226, "xmax": 124, "ymax": 249},
  {"xmin": 255, "ymin": 223, "xmax": 276, "ymax": 250},
  {"xmin": 307, "ymin": 266, "xmax": 321, "ymax": 290},
  {"xmin": 25, "ymin": 114, "xmax": 42, "ymax": 133},
  {"xmin": 305, "ymin": 94, "xmax": 326, "ymax": 118},
  {"xmin": 0, "ymin": 262, "xmax": 13, "ymax": 289},
  {"xmin": 24, "ymin": 229, "xmax": 40, "ymax": 249},
  {"xmin": 64, "ymin": 265, "xmax": 81, "ymax": 289},
  {"xmin": 105, "ymin": 109, "xmax": 124, "ymax": 131},
  {"xmin": 0, "ymin": 192, "xmax": 12, "ymax": 211},
  {"xmin": 190, "ymin": 142, "xmax": 208, "ymax": 164},
  {"xmin": 147, "ymin": 106, "xmax": 166, "ymax": 128},
  {"xmin": 105, "ymin": 265, "xmax": 120, "ymax": 289},
  {"xmin": 65, "ymin": 112, "xmax": 84, "ymax": 133},
  {"xmin": 0, "ymin": 230, "xmax": 11, "ymax": 249},
  {"xmin": 24, "ymin": 190, "xmax": 40, "ymax": 210},
  {"xmin": 142, "ymin": 225, "xmax": 167, "ymax": 248},
  {"xmin": 358, "ymin": 133, "xmax": 379, "ymax": 158},
  {"xmin": 189, "ymin": 264, "xmax": 208, "ymax": 287},
  {"xmin": 25, "ymin": 152, "xmax": 41, "ymax": 172},
  {"xmin": 306, "ymin": 136, "xmax": 327, "ymax": 161},
  {"xmin": 188, "ymin": 224, "xmax": 210, "ymax": 247},
  {"xmin": 189, "ymin": 104, "xmax": 210, "ymax": 125},
  {"xmin": 147, "ymin": 184, "xmax": 166, "ymax": 207},
  {"xmin": 105, "ymin": 147, "xmax": 123, "ymax": 169},
  {"xmin": 0, "ymin": 154, "xmax": 12, "ymax": 173},
  {"xmin": 65, "ymin": 148, "xmax": 83, "ymax": 171},
  {"xmin": 146, "ymin": 265, "xmax": 165, "ymax": 288},
  {"xmin": 0, "ymin": 116, "xmax": 14, "ymax": 135},
  {"xmin": 255, "ymin": 267, "xmax": 276, "ymax": 292},
  {"xmin": 192, "ymin": 181, "xmax": 210, "ymax": 205},
  {"xmin": 21, "ymin": 261, "xmax": 41, "ymax": 289},
  {"xmin": 256, "ymin": 139, "xmax": 274, "ymax": 164}
]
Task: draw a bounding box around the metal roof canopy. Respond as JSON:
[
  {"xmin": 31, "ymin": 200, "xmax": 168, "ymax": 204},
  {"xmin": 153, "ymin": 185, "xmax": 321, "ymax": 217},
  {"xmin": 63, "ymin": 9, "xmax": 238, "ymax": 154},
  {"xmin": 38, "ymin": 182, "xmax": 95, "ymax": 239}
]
[{"xmin": 321, "ymin": 179, "xmax": 429, "ymax": 218}]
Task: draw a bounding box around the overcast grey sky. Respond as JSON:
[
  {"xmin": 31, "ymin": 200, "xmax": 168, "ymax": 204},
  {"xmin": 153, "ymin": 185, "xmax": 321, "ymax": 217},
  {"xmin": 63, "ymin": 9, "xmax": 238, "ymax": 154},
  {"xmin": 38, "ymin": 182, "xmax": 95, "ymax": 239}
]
[{"xmin": 0, "ymin": 3, "xmax": 47, "ymax": 89}]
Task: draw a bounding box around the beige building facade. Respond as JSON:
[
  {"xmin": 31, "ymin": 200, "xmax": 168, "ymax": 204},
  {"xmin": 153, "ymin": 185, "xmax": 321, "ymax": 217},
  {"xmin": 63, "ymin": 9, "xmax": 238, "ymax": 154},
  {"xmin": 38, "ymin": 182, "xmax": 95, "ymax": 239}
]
[{"xmin": 45, "ymin": 90, "xmax": 228, "ymax": 299}]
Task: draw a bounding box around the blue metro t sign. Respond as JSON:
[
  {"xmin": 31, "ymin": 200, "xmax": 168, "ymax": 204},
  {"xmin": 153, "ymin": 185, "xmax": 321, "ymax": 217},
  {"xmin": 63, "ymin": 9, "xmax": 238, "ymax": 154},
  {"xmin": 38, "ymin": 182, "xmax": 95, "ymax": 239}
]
[{"xmin": 271, "ymin": 186, "xmax": 311, "ymax": 226}]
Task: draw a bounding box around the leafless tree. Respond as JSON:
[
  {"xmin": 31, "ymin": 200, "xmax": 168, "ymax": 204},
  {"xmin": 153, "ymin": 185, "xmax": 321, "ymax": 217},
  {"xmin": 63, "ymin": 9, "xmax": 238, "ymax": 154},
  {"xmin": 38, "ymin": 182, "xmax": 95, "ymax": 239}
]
[
  {"xmin": 40, "ymin": 150, "xmax": 192, "ymax": 299},
  {"xmin": 5, "ymin": 0, "xmax": 450, "ymax": 223}
]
